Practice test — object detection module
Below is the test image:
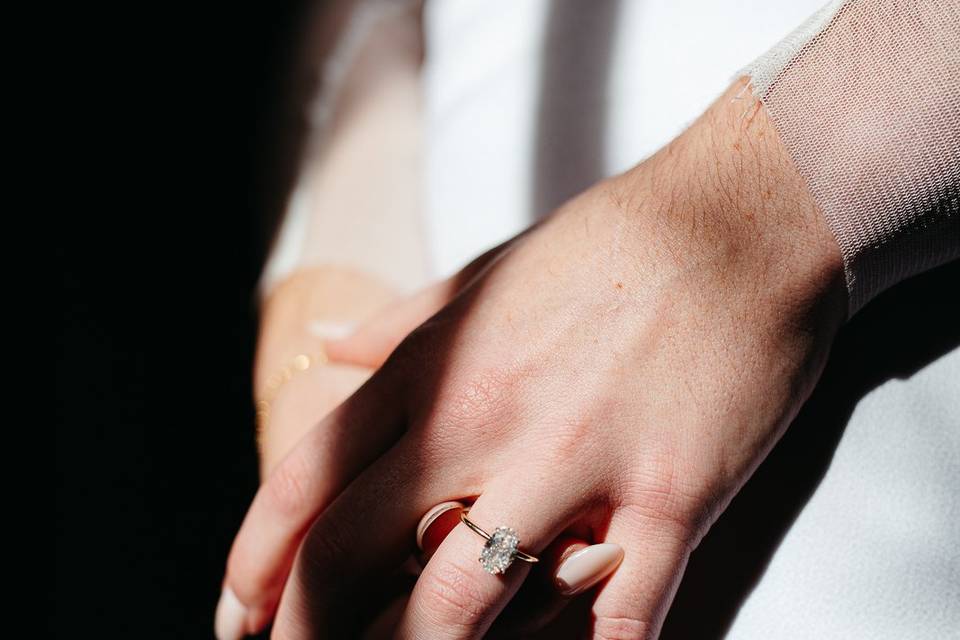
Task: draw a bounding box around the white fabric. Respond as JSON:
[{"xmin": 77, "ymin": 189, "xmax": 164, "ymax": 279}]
[
  {"xmin": 260, "ymin": 0, "xmax": 429, "ymax": 298},
  {"xmin": 736, "ymin": 0, "xmax": 847, "ymax": 97},
  {"xmin": 423, "ymin": 0, "xmax": 825, "ymax": 278},
  {"xmin": 261, "ymin": 0, "xmax": 397, "ymax": 295},
  {"xmin": 726, "ymin": 350, "xmax": 960, "ymax": 639},
  {"xmin": 421, "ymin": 0, "xmax": 548, "ymax": 275},
  {"xmin": 422, "ymin": 1, "xmax": 960, "ymax": 637}
]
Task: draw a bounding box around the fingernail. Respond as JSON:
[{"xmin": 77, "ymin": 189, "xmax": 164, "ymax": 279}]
[
  {"xmin": 308, "ymin": 320, "xmax": 357, "ymax": 340},
  {"xmin": 555, "ymin": 543, "xmax": 624, "ymax": 596},
  {"xmin": 214, "ymin": 586, "xmax": 248, "ymax": 640},
  {"xmin": 416, "ymin": 501, "xmax": 465, "ymax": 551}
]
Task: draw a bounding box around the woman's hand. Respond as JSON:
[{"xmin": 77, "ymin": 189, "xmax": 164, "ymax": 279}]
[
  {"xmin": 253, "ymin": 267, "xmax": 405, "ymax": 476},
  {"xmin": 220, "ymin": 77, "xmax": 847, "ymax": 639}
]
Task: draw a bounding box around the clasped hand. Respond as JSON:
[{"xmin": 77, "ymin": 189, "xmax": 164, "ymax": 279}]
[{"xmin": 220, "ymin": 78, "xmax": 846, "ymax": 639}]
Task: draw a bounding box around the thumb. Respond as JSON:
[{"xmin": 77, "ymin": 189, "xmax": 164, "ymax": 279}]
[{"xmin": 323, "ymin": 276, "xmax": 457, "ymax": 369}]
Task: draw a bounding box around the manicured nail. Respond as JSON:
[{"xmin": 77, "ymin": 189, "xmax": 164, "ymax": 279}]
[
  {"xmin": 554, "ymin": 543, "xmax": 624, "ymax": 596},
  {"xmin": 308, "ymin": 320, "xmax": 357, "ymax": 340},
  {"xmin": 214, "ymin": 586, "xmax": 248, "ymax": 640},
  {"xmin": 416, "ymin": 501, "xmax": 465, "ymax": 551}
]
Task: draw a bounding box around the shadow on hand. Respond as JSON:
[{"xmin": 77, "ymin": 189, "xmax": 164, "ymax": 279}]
[
  {"xmin": 254, "ymin": 1, "xmax": 958, "ymax": 634},
  {"xmin": 659, "ymin": 259, "xmax": 960, "ymax": 639}
]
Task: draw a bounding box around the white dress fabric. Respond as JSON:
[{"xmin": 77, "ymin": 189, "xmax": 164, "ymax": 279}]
[{"xmin": 421, "ymin": 1, "xmax": 959, "ymax": 638}]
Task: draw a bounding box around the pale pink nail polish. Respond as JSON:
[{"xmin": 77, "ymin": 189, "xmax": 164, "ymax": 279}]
[
  {"xmin": 554, "ymin": 543, "xmax": 624, "ymax": 596},
  {"xmin": 214, "ymin": 586, "xmax": 248, "ymax": 640},
  {"xmin": 416, "ymin": 501, "xmax": 465, "ymax": 551},
  {"xmin": 308, "ymin": 320, "xmax": 358, "ymax": 339}
]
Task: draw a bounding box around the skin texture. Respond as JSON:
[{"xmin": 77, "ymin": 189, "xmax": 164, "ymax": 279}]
[
  {"xmin": 224, "ymin": 77, "xmax": 847, "ymax": 639},
  {"xmin": 254, "ymin": 263, "xmax": 602, "ymax": 637},
  {"xmin": 254, "ymin": 266, "xmax": 396, "ymax": 477}
]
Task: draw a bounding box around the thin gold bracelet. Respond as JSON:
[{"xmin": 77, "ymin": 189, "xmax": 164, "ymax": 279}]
[{"xmin": 255, "ymin": 349, "xmax": 329, "ymax": 449}]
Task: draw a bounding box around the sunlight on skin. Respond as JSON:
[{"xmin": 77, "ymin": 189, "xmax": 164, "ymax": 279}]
[{"xmin": 220, "ymin": 77, "xmax": 846, "ymax": 639}]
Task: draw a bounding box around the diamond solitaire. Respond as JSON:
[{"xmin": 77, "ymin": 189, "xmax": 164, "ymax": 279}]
[
  {"xmin": 459, "ymin": 508, "xmax": 540, "ymax": 575},
  {"xmin": 480, "ymin": 527, "xmax": 520, "ymax": 574}
]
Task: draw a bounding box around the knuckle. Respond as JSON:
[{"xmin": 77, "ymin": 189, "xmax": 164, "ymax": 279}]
[
  {"xmin": 618, "ymin": 492, "xmax": 698, "ymax": 551},
  {"xmin": 623, "ymin": 483, "xmax": 695, "ymax": 537},
  {"xmin": 617, "ymin": 452, "xmax": 704, "ymax": 542},
  {"xmin": 224, "ymin": 550, "xmax": 273, "ymax": 604},
  {"xmin": 417, "ymin": 366, "xmax": 515, "ymax": 444},
  {"xmin": 419, "ymin": 558, "xmax": 496, "ymax": 629},
  {"xmin": 535, "ymin": 392, "xmax": 629, "ymax": 474},
  {"xmin": 590, "ymin": 614, "xmax": 654, "ymax": 640},
  {"xmin": 441, "ymin": 367, "xmax": 513, "ymax": 425},
  {"xmin": 263, "ymin": 452, "xmax": 314, "ymax": 521},
  {"xmin": 541, "ymin": 409, "xmax": 605, "ymax": 468}
]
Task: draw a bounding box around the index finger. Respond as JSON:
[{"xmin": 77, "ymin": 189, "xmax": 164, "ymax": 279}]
[{"xmin": 216, "ymin": 362, "xmax": 408, "ymax": 639}]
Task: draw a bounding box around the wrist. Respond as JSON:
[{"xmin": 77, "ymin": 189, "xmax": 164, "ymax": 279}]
[
  {"xmin": 255, "ymin": 265, "xmax": 398, "ymax": 397},
  {"xmin": 619, "ymin": 77, "xmax": 847, "ymax": 330}
]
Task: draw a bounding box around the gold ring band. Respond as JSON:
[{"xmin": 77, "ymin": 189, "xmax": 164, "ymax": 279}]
[{"xmin": 460, "ymin": 508, "xmax": 538, "ymax": 574}]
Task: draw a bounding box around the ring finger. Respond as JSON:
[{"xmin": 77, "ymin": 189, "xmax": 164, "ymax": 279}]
[
  {"xmin": 267, "ymin": 432, "xmax": 481, "ymax": 638},
  {"xmin": 397, "ymin": 474, "xmax": 586, "ymax": 639},
  {"xmin": 415, "ymin": 503, "xmax": 623, "ymax": 639}
]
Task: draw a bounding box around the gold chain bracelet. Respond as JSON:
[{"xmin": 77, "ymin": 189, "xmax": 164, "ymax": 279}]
[{"xmin": 255, "ymin": 349, "xmax": 329, "ymax": 449}]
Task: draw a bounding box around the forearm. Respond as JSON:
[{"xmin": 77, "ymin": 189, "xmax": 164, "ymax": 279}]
[
  {"xmin": 613, "ymin": 76, "xmax": 847, "ymax": 334},
  {"xmin": 254, "ymin": 266, "xmax": 395, "ymax": 398},
  {"xmin": 260, "ymin": 0, "xmax": 430, "ymax": 300},
  {"xmin": 256, "ymin": 0, "xmax": 429, "ymax": 394}
]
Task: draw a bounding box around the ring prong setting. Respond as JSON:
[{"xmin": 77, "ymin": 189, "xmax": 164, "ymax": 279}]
[
  {"xmin": 460, "ymin": 508, "xmax": 538, "ymax": 574},
  {"xmin": 480, "ymin": 526, "xmax": 520, "ymax": 575}
]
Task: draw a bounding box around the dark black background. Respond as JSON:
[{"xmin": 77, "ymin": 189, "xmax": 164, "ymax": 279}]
[
  {"xmin": 56, "ymin": 2, "xmax": 313, "ymax": 636},
  {"xmin": 55, "ymin": 3, "xmax": 959, "ymax": 638}
]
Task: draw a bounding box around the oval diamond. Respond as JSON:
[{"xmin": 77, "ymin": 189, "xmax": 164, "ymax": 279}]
[{"xmin": 479, "ymin": 526, "xmax": 520, "ymax": 574}]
